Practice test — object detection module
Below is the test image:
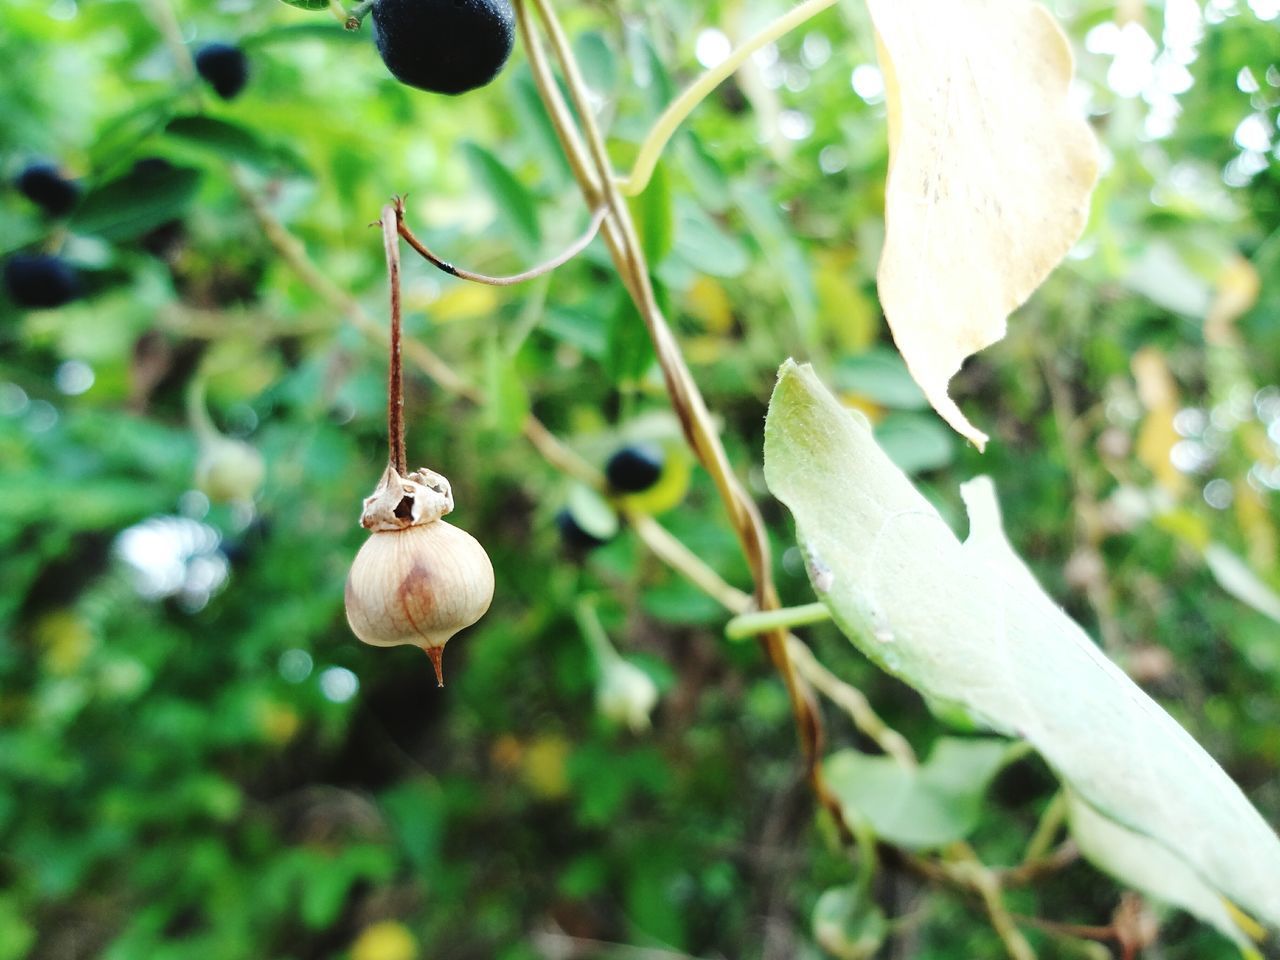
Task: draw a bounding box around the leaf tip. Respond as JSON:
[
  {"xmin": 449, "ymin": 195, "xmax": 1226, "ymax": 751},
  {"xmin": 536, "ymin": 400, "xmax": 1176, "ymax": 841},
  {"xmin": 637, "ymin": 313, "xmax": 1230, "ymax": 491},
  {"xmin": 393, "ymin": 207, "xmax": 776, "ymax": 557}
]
[{"xmin": 925, "ymin": 387, "xmax": 988, "ymax": 452}]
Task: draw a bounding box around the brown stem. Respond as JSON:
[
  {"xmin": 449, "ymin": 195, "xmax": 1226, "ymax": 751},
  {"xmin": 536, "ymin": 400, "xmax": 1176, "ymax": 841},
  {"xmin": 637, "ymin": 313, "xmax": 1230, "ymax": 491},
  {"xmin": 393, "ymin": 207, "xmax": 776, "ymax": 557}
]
[
  {"xmin": 381, "ymin": 204, "xmax": 406, "ymax": 474},
  {"xmin": 999, "ymin": 841, "xmax": 1079, "ymax": 887},
  {"xmin": 1012, "ymin": 915, "xmax": 1118, "ymax": 943},
  {"xmin": 519, "ymin": 0, "xmax": 845, "ymax": 841},
  {"xmin": 396, "ymin": 197, "xmax": 608, "ymax": 287}
]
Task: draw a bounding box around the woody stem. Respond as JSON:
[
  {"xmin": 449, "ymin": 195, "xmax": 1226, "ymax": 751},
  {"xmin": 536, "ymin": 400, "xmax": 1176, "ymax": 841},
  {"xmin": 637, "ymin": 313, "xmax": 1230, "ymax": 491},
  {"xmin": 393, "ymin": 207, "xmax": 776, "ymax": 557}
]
[{"xmin": 381, "ymin": 204, "xmax": 407, "ymax": 474}]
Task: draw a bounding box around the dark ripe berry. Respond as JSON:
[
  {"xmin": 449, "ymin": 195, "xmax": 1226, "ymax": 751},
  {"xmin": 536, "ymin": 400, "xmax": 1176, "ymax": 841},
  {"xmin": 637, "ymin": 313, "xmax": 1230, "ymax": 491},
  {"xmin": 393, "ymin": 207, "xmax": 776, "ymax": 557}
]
[
  {"xmin": 555, "ymin": 508, "xmax": 610, "ymax": 552},
  {"xmin": 194, "ymin": 43, "xmax": 250, "ymax": 100},
  {"xmin": 372, "ymin": 0, "xmax": 514, "ymax": 96},
  {"xmin": 3, "ymin": 254, "xmax": 82, "ymax": 309},
  {"xmin": 605, "ymin": 444, "xmax": 665, "ymax": 494},
  {"xmin": 15, "ymin": 163, "xmax": 81, "ymax": 217}
]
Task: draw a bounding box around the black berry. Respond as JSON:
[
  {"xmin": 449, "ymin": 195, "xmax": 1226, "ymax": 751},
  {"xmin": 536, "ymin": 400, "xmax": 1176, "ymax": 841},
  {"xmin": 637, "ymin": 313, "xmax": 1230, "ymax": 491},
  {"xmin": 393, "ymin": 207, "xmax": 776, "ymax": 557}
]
[
  {"xmin": 372, "ymin": 0, "xmax": 514, "ymax": 96},
  {"xmin": 15, "ymin": 163, "xmax": 81, "ymax": 217},
  {"xmin": 3, "ymin": 254, "xmax": 82, "ymax": 309},
  {"xmin": 605, "ymin": 444, "xmax": 665, "ymax": 494},
  {"xmin": 555, "ymin": 508, "xmax": 610, "ymax": 552},
  {"xmin": 194, "ymin": 43, "xmax": 250, "ymax": 100}
]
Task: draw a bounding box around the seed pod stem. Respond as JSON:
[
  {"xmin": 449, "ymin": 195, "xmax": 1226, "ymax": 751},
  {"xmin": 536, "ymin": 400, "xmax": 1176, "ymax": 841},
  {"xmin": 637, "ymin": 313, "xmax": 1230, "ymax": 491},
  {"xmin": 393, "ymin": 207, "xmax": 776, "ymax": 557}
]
[{"xmin": 381, "ymin": 204, "xmax": 407, "ymax": 474}]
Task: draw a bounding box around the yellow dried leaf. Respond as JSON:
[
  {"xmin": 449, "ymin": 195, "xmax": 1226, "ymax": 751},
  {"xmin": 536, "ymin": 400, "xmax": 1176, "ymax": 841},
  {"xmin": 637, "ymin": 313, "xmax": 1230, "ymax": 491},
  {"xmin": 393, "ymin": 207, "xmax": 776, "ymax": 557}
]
[
  {"xmin": 1205, "ymin": 254, "xmax": 1260, "ymax": 345},
  {"xmin": 1132, "ymin": 347, "xmax": 1187, "ymax": 498},
  {"xmin": 867, "ymin": 0, "xmax": 1100, "ymax": 449}
]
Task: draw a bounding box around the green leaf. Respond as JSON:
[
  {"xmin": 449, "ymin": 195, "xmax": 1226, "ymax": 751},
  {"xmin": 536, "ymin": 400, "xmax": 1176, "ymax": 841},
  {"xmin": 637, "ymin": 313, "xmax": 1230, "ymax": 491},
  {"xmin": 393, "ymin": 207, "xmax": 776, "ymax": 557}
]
[
  {"xmin": 1066, "ymin": 791, "xmax": 1254, "ymax": 947},
  {"xmin": 484, "ymin": 334, "xmax": 530, "ymax": 438},
  {"xmin": 763, "ymin": 360, "xmax": 1280, "ymax": 939},
  {"xmin": 825, "ymin": 738, "xmax": 1013, "ymax": 849},
  {"xmin": 574, "ymin": 31, "xmax": 617, "ymax": 98},
  {"xmin": 462, "ymin": 142, "xmax": 540, "ymax": 250},
  {"xmin": 604, "ymin": 291, "xmax": 655, "ymax": 384},
  {"xmin": 834, "ymin": 347, "xmax": 929, "ymax": 410},
  {"xmin": 628, "ymin": 158, "xmax": 674, "ymax": 266},
  {"xmin": 277, "ymin": 0, "xmax": 330, "ymax": 9},
  {"xmin": 735, "ymin": 185, "xmax": 817, "ymax": 346},
  {"xmin": 672, "ymin": 202, "xmax": 749, "ymax": 278},
  {"xmin": 0, "ymin": 897, "xmax": 36, "ymax": 960},
  {"xmin": 86, "ymin": 96, "xmax": 177, "ymax": 172},
  {"xmin": 812, "ymin": 886, "xmax": 888, "ymax": 960},
  {"xmin": 873, "ymin": 413, "xmax": 955, "ymax": 474},
  {"xmin": 71, "ymin": 164, "xmax": 202, "ymax": 241},
  {"xmin": 164, "ymin": 116, "xmax": 311, "ymax": 176},
  {"xmin": 511, "ymin": 72, "xmax": 572, "ymax": 186}
]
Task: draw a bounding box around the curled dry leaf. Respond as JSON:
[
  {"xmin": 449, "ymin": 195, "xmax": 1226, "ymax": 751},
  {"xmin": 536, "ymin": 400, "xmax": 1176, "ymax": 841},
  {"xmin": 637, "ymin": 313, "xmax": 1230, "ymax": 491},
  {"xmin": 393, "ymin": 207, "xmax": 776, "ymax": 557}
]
[{"xmin": 867, "ymin": 0, "xmax": 1100, "ymax": 449}]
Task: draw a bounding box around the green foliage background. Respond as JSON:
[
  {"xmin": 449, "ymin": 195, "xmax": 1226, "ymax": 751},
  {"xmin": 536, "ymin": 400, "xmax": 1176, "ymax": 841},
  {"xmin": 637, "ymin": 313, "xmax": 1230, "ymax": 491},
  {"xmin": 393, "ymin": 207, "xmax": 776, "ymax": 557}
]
[{"xmin": 1, "ymin": 1, "xmax": 1279, "ymax": 957}]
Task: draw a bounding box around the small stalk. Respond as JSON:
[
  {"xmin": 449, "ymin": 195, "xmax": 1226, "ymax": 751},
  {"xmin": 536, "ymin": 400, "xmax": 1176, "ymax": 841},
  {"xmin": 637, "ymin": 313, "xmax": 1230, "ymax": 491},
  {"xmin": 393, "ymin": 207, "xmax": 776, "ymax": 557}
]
[
  {"xmin": 725, "ymin": 602, "xmax": 832, "ymax": 640},
  {"xmin": 397, "ymin": 198, "xmax": 607, "ymax": 286},
  {"xmin": 380, "ymin": 204, "xmax": 407, "ymax": 474},
  {"xmin": 344, "ymin": 0, "xmax": 375, "ymax": 29}
]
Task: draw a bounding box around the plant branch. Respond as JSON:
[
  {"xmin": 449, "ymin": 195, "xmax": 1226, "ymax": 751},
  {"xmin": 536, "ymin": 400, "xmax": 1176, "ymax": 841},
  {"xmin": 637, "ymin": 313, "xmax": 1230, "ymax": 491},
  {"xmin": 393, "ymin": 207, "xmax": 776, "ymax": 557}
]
[
  {"xmin": 946, "ymin": 846, "xmax": 1037, "ymax": 960},
  {"xmin": 380, "ymin": 204, "xmax": 407, "ymax": 473},
  {"xmin": 1000, "ymin": 841, "xmax": 1079, "ymax": 888},
  {"xmin": 521, "ymin": 0, "xmax": 846, "ymax": 840},
  {"xmin": 617, "ymin": 0, "xmax": 840, "ymax": 196},
  {"xmin": 726, "ymin": 602, "xmax": 831, "ymax": 640},
  {"xmin": 397, "ymin": 198, "xmax": 608, "ymax": 286}
]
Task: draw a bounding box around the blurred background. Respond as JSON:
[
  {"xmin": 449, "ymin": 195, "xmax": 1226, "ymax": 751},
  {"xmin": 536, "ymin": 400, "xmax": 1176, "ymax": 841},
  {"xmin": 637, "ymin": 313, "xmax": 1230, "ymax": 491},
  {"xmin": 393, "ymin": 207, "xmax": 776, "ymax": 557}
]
[{"xmin": 2, "ymin": 0, "xmax": 1279, "ymax": 957}]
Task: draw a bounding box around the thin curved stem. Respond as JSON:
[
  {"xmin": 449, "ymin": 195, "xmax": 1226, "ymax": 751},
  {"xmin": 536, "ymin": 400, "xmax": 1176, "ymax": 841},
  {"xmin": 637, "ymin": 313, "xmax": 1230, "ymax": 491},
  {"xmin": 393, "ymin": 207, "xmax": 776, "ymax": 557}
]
[
  {"xmin": 396, "ymin": 199, "xmax": 608, "ymax": 286},
  {"xmin": 617, "ymin": 0, "xmax": 840, "ymax": 196},
  {"xmin": 380, "ymin": 204, "xmax": 407, "ymax": 473}
]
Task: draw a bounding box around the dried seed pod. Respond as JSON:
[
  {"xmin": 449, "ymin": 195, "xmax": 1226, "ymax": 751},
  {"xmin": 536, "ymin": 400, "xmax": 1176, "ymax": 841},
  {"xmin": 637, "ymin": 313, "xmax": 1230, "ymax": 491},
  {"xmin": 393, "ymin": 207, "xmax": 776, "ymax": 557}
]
[{"xmin": 344, "ymin": 465, "xmax": 494, "ymax": 685}]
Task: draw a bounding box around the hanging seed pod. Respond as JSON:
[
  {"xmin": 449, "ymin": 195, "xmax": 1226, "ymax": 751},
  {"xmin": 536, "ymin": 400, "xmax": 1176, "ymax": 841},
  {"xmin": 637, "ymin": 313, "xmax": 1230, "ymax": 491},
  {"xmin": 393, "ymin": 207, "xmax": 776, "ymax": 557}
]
[{"xmin": 345, "ymin": 464, "xmax": 494, "ymax": 685}]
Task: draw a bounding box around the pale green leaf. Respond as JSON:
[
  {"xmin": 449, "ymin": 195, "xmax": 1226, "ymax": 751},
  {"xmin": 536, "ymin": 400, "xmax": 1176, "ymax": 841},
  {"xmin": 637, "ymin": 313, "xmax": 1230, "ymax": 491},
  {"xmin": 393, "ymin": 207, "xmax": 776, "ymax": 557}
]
[
  {"xmin": 825, "ymin": 738, "xmax": 1014, "ymax": 849},
  {"xmin": 1066, "ymin": 791, "xmax": 1252, "ymax": 947},
  {"xmin": 763, "ymin": 360, "xmax": 1280, "ymax": 935}
]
